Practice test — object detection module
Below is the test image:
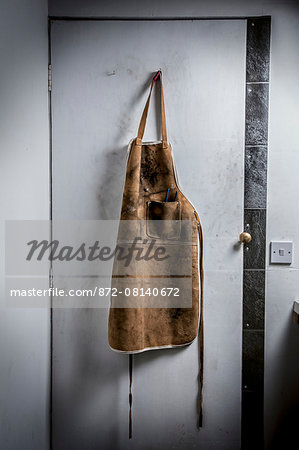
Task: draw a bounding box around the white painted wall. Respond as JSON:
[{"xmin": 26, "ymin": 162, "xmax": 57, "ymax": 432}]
[
  {"xmin": 265, "ymin": 5, "xmax": 299, "ymax": 448},
  {"xmin": 48, "ymin": 1, "xmax": 299, "ymax": 448},
  {"xmin": 0, "ymin": 1, "xmax": 49, "ymax": 449}
]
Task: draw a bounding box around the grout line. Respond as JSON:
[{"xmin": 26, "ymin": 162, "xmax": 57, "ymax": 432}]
[
  {"xmin": 244, "ymin": 207, "xmax": 267, "ymax": 210},
  {"xmin": 246, "ymin": 81, "xmax": 269, "ymax": 85},
  {"xmin": 244, "ymin": 207, "xmax": 267, "ymax": 211},
  {"xmin": 245, "ymin": 144, "xmax": 268, "ymax": 148},
  {"xmin": 243, "ymin": 329, "xmax": 265, "ymax": 333},
  {"xmin": 243, "ymin": 268, "xmax": 265, "ymax": 272},
  {"xmin": 242, "ymin": 389, "xmax": 262, "ymax": 393},
  {"xmin": 245, "ymin": 143, "xmax": 268, "ymax": 147}
]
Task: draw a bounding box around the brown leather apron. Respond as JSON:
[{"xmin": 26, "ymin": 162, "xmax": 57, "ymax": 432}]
[{"xmin": 108, "ymin": 71, "xmax": 204, "ymax": 437}]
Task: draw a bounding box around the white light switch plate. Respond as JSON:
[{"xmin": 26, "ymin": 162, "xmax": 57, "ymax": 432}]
[{"xmin": 270, "ymin": 241, "xmax": 293, "ymax": 264}]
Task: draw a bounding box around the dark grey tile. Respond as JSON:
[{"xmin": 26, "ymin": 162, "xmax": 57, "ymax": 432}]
[
  {"xmin": 245, "ymin": 84, "xmax": 269, "ymax": 146},
  {"xmin": 242, "ymin": 390, "xmax": 264, "ymax": 449},
  {"xmin": 243, "ymin": 330, "xmax": 264, "ymax": 391},
  {"xmin": 246, "ymin": 17, "xmax": 271, "ymax": 82},
  {"xmin": 245, "ymin": 146, "xmax": 267, "ymax": 208},
  {"xmin": 243, "ymin": 270, "xmax": 265, "ymax": 329},
  {"xmin": 244, "ymin": 209, "xmax": 266, "ymax": 269}
]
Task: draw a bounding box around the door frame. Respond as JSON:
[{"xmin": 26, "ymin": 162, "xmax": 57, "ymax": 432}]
[{"xmin": 48, "ymin": 16, "xmax": 271, "ymax": 449}]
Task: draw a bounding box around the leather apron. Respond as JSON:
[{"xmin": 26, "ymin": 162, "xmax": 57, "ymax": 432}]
[{"xmin": 108, "ymin": 72, "xmax": 204, "ymax": 435}]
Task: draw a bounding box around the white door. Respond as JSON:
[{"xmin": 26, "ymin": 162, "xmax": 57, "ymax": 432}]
[{"xmin": 51, "ymin": 19, "xmax": 246, "ymax": 449}]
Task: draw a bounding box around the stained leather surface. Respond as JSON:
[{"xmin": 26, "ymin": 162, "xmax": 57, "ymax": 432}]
[
  {"xmin": 108, "ymin": 74, "xmax": 203, "ymax": 354},
  {"xmin": 108, "ymin": 140, "xmax": 202, "ymax": 351}
]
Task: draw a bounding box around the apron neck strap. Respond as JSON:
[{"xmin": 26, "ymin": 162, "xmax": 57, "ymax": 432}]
[{"xmin": 136, "ymin": 72, "xmax": 168, "ymax": 149}]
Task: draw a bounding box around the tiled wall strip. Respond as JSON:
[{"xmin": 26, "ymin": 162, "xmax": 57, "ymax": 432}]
[{"xmin": 242, "ymin": 16, "xmax": 271, "ymax": 450}]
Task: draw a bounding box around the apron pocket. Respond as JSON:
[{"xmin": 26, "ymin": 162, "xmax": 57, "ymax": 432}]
[{"xmin": 146, "ymin": 200, "xmax": 181, "ymax": 240}]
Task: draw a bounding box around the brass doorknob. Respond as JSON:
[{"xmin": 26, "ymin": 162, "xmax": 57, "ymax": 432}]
[{"xmin": 239, "ymin": 232, "xmax": 252, "ymax": 243}]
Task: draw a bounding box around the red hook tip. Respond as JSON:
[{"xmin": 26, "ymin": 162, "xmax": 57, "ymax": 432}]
[{"xmin": 153, "ymin": 70, "xmax": 161, "ymax": 82}]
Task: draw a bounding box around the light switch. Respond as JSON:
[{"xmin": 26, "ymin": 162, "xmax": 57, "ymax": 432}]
[{"xmin": 270, "ymin": 241, "xmax": 293, "ymax": 264}]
